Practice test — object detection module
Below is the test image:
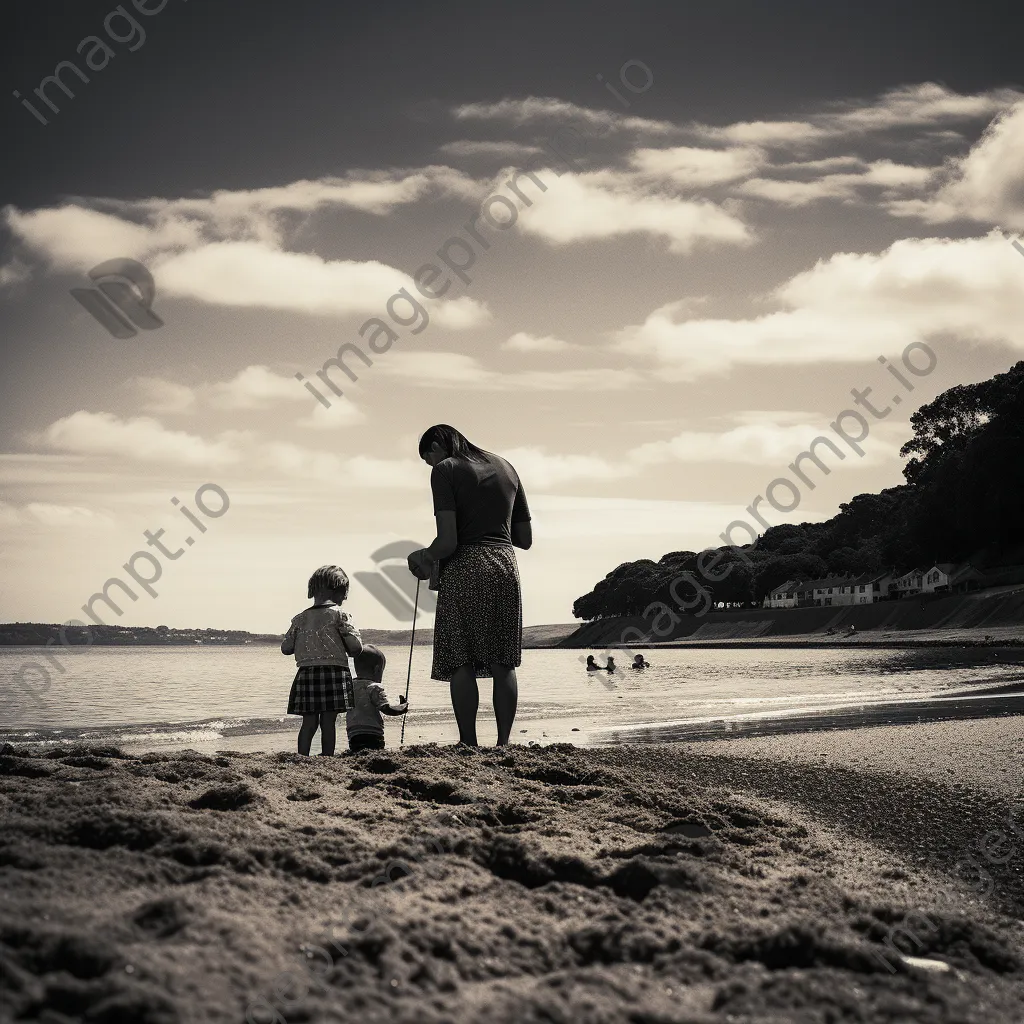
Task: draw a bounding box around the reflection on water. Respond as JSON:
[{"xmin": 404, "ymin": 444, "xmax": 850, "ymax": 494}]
[{"xmin": 1, "ymin": 644, "xmax": 1022, "ymax": 750}]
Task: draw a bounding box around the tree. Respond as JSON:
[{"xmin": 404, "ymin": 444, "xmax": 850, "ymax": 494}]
[{"xmin": 569, "ymin": 362, "xmax": 1024, "ymax": 622}]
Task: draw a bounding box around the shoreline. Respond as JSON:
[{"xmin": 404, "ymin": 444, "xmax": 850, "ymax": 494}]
[
  {"xmin": 595, "ymin": 688, "xmax": 1024, "ymax": 744},
  {"xmin": 565, "ymin": 629, "xmax": 1024, "ymax": 650},
  {"xmin": 5, "ymin": 673, "xmax": 1023, "ymax": 755}
]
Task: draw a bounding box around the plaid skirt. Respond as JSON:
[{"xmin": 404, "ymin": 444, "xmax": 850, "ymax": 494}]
[
  {"xmin": 287, "ymin": 664, "xmax": 354, "ymax": 715},
  {"xmin": 431, "ymin": 543, "xmax": 522, "ymax": 681}
]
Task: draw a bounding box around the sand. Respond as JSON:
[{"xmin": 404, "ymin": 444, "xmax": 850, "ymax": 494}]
[
  {"xmin": 688, "ymin": 717, "xmax": 1024, "ymax": 798},
  {"xmin": 1, "ymin": 728, "xmax": 1022, "ymax": 1023}
]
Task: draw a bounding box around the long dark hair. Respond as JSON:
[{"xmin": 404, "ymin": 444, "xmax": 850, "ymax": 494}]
[{"xmin": 418, "ymin": 424, "xmax": 490, "ymax": 463}]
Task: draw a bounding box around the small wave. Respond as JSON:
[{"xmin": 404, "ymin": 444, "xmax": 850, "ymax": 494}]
[{"xmin": 0, "ymin": 715, "xmax": 296, "ymax": 749}]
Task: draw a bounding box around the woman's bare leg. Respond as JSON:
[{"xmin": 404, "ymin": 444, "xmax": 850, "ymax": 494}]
[
  {"xmin": 319, "ymin": 712, "xmax": 338, "ymax": 755},
  {"xmin": 297, "ymin": 714, "xmax": 319, "ymax": 755},
  {"xmin": 491, "ymin": 663, "xmax": 518, "ymax": 745},
  {"xmin": 450, "ymin": 664, "xmax": 480, "ymax": 746}
]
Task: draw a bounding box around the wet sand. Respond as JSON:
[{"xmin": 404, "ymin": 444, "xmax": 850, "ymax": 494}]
[
  {"xmin": 596, "ymin": 689, "xmax": 1024, "ymax": 744},
  {"xmin": 686, "ymin": 716, "xmax": 1024, "ymax": 798},
  {"xmin": 1, "ymin": 726, "xmax": 1023, "ymax": 1023}
]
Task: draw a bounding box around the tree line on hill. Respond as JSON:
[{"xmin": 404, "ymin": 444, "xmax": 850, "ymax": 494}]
[
  {"xmin": 572, "ymin": 361, "xmax": 1024, "ymax": 620},
  {"xmin": 0, "ymin": 624, "xmax": 282, "ymax": 646}
]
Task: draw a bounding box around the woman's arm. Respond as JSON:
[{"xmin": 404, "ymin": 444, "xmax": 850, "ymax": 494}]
[
  {"xmin": 426, "ymin": 510, "xmax": 458, "ymax": 560},
  {"xmin": 410, "ymin": 510, "xmax": 458, "ymax": 577},
  {"xmin": 511, "ymin": 478, "xmax": 532, "ymax": 550},
  {"xmin": 511, "ymin": 519, "xmax": 532, "ymax": 550}
]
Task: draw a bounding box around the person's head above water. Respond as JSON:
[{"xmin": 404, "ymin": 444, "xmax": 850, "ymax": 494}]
[
  {"xmin": 586, "ymin": 655, "xmax": 597, "ymax": 665},
  {"xmin": 307, "ymin": 564, "xmax": 349, "ymax": 603},
  {"xmin": 418, "ymin": 424, "xmax": 490, "ymax": 467},
  {"xmin": 633, "ymin": 654, "xmax": 645, "ymax": 664}
]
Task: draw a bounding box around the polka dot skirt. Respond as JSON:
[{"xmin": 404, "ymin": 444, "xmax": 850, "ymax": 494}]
[{"xmin": 431, "ymin": 544, "xmax": 522, "ymax": 681}]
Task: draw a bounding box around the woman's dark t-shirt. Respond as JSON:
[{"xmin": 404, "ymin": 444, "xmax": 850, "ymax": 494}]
[{"xmin": 430, "ymin": 453, "xmax": 530, "ymax": 547}]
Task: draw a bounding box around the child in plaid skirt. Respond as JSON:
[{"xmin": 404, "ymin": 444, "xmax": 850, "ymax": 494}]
[{"xmin": 281, "ymin": 565, "xmax": 362, "ymax": 755}]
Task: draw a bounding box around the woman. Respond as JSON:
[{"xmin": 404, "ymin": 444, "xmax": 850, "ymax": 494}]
[{"xmin": 407, "ymin": 424, "xmax": 531, "ymax": 746}]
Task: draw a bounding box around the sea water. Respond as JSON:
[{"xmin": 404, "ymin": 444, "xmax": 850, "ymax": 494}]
[{"xmin": 1, "ymin": 644, "xmax": 1022, "ymax": 752}]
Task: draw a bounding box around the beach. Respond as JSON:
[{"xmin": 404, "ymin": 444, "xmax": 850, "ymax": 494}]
[{"xmin": 2, "ymin": 719, "xmax": 1022, "ymax": 1023}]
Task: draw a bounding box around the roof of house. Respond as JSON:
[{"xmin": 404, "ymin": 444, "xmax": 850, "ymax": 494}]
[
  {"xmin": 895, "ymin": 567, "xmax": 929, "ymax": 580},
  {"xmin": 795, "ymin": 575, "xmax": 854, "ymax": 591},
  {"xmin": 850, "ymin": 572, "xmax": 886, "ymax": 586},
  {"xmin": 778, "ymin": 580, "xmax": 801, "ymax": 595},
  {"xmin": 930, "ymin": 562, "xmax": 959, "ymax": 574}
]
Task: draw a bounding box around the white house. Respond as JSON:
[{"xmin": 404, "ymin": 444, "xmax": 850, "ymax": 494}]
[
  {"xmin": 849, "ymin": 571, "xmax": 894, "ymax": 604},
  {"xmin": 765, "ymin": 580, "xmax": 800, "ymax": 609},
  {"xmin": 922, "ymin": 562, "xmax": 959, "ymax": 593},
  {"xmin": 893, "ymin": 567, "xmax": 927, "ymax": 597},
  {"xmin": 794, "ymin": 575, "xmax": 855, "ymax": 607}
]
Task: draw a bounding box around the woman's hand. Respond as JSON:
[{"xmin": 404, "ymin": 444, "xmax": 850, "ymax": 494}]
[{"xmin": 407, "ymin": 548, "xmax": 433, "ymax": 580}]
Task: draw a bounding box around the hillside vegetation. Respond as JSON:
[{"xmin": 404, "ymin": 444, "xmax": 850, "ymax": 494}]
[{"xmin": 573, "ymin": 361, "xmax": 1024, "ymax": 620}]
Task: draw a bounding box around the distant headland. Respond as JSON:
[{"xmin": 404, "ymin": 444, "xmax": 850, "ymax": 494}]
[{"xmin": 0, "ymin": 622, "xmax": 576, "ymax": 648}]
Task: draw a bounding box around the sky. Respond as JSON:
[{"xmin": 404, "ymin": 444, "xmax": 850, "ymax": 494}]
[{"xmin": 1, "ymin": 0, "xmax": 1024, "ymax": 632}]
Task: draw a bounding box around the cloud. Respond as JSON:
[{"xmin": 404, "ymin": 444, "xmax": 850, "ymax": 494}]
[
  {"xmin": 152, "ymin": 241, "xmax": 489, "ymax": 325},
  {"xmin": 502, "ymin": 332, "xmax": 578, "ymax": 352},
  {"xmin": 886, "ymin": 100, "xmax": 1024, "ymax": 230},
  {"xmin": 737, "ymin": 160, "xmax": 933, "ymax": 207},
  {"xmin": 502, "ymin": 447, "xmax": 628, "ymax": 488},
  {"xmin": 117, "ymin": 168, "xmax": 479, "ymax": 228},
  {"xmin": 4, "ymin": 204, "xmax": 200, "ymax": 270},
  {"xmin": 264, "ymin": 443, "xmax": 421, "ymax": 488},
  {"xmin": 439, "ymin": 140, "xmax": 543, "ymax": 160},
  {"xmin": 613, "ymin": 231, "xmax": 1024, "ymax": 378},
  {"xmin": 208, "ymin": 365, "xmax": 309, "ymax": 410},
  {"xmin": 630, "ymin": 145, "xmax": 766, "ymax": 186},
  {"xmin": 3, "ymin": 176, "xmax": 490, "ymax": 326},
  {"xmin": 431, "ymin": 295, "xmax": 492, "ymax": 329},
  {"xmin": 39, "ymin": 411, "xmax": 243, "ymax": 466},
  {"xmin": 132, "ymin": 366, "xmax": 367, "ymax": 426},
  {"xmin": 133, "ymin": 377, "xmax": 197, "ymax": 414},
  {"xmin": 528, "ymin": 493, "xmax": 829, "ymax": 538},
  {"xmin": 0, "ymin": 258, "xmax": 31, "ymax": 287},
  {"xmin": 24, "ymin": 503, "xmax": 114, "ymax": 528},
  {"xmin": 452, "ymin": 97, "xmax": 676, "ymax": 136},
  {"xmin": 135, "ymin": 367, "xmax": 302, "ymax": 414},
  {"xmin": 0, "ymin": 454, "xmax": 112, "ymax": 487},
  {"xmin": 692, "ymin": 84, "xmax": 1022, "ymax": 147},
  {"xmin": 296, "ymin": 401, "xmax": 367, "ymax": 430},
  {"xmin": 820, "ymin": 82, "xmax": 1023, "ymax": 134},
  {"xmin": 4, "ymin": 171, "xmax": 481, "ymax": 274},
  {"xmin": 629, "ymin": 411, "xmax": 902, "ymax": 466},
  {"xmin": 515, "ymin": 169, "xmax": 753, "ymax": 252},
  {"xmin": 502, "ymin": 411, "xmax": 904, "ymax": 490},
  {"xmin": 374, "ymin": 351, "xmax": 643, "ymax": 390},
  {"xmin": 695, "ymin": 121, "xmax": 825, "ymax": 146}
]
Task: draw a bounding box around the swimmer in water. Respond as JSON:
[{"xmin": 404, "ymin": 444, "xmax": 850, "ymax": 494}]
[{"xmin": 631, "ymin": 654, "xmax": 650, "ymax": 670}]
